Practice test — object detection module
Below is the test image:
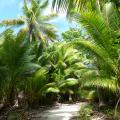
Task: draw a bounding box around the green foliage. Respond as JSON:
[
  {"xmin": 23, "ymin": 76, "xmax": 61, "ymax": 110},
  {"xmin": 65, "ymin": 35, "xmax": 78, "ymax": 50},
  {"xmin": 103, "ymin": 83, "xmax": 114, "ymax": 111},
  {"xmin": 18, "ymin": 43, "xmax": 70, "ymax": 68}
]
[
  {"xmin": 7, "ymin": 111, "xmax": 24, "ymax": 120},
  {"xmin": 0, "ymin": 0, "xmax": 120, "ymax": 114},
  {"xmin": 62, "ymin": 28, "xmax": 86, "ymax": 42},
  {"xmin": 52, "ymin": 0, "xmax": 98, "ymax": 14},
  {"xmin": 103, "ymin": 2, "xmax": 120, "ymax": 30},
  {"xmin": 52, "ymin": 0, "xmax": 120, "ymax": 15},
  {"xmin": 0, "ymin": 29, "xmax": 39, "ymax": 105},
  {"xmin": 78, "ymin": 104, "xmax": 92, "ymax": 120},
  {"xmin": 36, "ymin": 42, "xmax": 84, "ymax": 94},
  {"xmin": 73, "ymin": 10, "xmax": 120, "ymax": 92},
  {"xmin": 79, "ymin": 90, "xmax": 97, "ymax": 100}
]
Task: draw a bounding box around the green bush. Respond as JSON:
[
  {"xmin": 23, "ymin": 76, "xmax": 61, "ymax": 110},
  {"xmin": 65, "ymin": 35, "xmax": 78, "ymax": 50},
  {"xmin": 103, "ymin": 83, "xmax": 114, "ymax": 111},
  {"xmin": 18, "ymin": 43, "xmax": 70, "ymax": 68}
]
[
  {"xmin": 78, "ymin": 104, "xmax": 93, "ymax": 120},
  {"xmin": 79, "ymin": 90, "xmax": 97, "ymax": 100}
]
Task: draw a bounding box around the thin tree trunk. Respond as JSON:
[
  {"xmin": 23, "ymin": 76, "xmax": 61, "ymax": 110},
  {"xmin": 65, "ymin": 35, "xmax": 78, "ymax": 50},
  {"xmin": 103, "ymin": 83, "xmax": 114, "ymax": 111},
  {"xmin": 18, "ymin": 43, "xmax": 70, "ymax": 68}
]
[
  {"xmin": 96, "ymin": 0, "xmax": 101, "ymax": 13},
  {"xmin": 114, "ymin": 96, "xmax": 120, "ymax": 118},
  {"xmin": 97, "ymin": 87, "xmax": 104, "ymax": 107},
  {"xmin": 28, "ymin": 24, "xmax": 33, "ymax": 43}
]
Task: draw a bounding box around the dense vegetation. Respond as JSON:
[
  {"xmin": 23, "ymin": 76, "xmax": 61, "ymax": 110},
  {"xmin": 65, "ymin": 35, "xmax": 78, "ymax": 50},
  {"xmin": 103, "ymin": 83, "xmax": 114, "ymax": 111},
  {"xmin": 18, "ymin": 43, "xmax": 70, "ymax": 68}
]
[{"xmin": 0, "ymin": 0, "xmax": 120, "ymax": 119}]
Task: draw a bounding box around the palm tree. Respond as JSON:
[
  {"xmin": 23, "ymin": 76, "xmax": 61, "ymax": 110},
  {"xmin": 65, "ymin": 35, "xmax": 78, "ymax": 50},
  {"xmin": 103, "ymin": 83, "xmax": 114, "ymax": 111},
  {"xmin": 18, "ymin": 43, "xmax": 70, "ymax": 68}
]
[
  {"xmin": 20, "ymin": 43, "xmax": 81, "ymax": 104},
  {"xmin": 0, "ymin": 0, "xmax": 58, "ymax": 43},
  {"xmin": 22, "ymin": 41, "xmax": 86, "ymax": 104},
  {"xmin": 37, "ymin": 42, "xmax": 86, "ymax": 101},
  {"xmin": 72, "ymin": 11, "xmax": 120, "ymax": 116},
  {"xmin": 0, "ymin": 29, "xmax": 39, "ymax": 107},
  {"xmin": 74, "ymin": 11, "xmax": 119, "ymax": 79}
]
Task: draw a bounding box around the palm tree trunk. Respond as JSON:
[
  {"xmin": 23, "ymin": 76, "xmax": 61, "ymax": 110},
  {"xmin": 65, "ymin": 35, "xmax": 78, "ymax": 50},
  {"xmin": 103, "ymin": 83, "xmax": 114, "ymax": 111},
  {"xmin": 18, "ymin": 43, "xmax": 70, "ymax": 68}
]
[
  {"xmin": 96, "ymin": 0, "xmax": 101, "ymax": 13},
  {"xmin": 114, "ymin": 70, "xmax": 120, "ymax": 118},
  {"xmin": 97, "ymin": 87, "xmax": 105, "ymax": 107},
  {"xmin": 28, "ymin": 24, "xmax": 33, "ymax": 43},
  {"xmin": 114, "ymin": 96, "xmax": 120, "ymax": 118},
  {"xmin": 69, "ymin": 94, "xmax": 72, "ymax": 102}
]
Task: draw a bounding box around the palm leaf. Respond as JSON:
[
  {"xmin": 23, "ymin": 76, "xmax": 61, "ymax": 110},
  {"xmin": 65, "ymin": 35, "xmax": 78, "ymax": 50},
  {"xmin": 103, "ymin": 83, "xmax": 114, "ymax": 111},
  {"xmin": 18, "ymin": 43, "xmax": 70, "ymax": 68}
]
[
  {"xmin": 52, "ymin": 0, "xmax": 96, "ymax": 13},
  {"xmin": 0, "ymin": 19, "xmax": 24, "ymax": 27},
  {"xmin": 82, "ymin": 78, "xmax": 118, "ymax": 93},
  {"xmin": 74, "ymin": 40, "xmax": 117, "ymax": 74}
]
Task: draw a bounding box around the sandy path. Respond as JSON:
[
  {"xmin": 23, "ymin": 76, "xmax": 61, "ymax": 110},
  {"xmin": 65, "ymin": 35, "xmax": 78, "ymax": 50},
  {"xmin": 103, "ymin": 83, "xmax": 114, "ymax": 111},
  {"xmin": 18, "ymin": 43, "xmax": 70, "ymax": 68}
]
[{"xmin": 31, "ymin": 103, "xmax": 84, "ymax": 120}]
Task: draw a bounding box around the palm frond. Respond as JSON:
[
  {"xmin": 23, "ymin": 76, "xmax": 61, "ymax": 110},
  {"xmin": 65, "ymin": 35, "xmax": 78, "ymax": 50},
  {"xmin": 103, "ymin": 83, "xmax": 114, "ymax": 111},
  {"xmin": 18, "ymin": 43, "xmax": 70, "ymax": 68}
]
[
  {"xmin": 52, "ymin": 0, "xmax": 96, "ymax": 13},
  {"xmin": 74, "ymin": 12, "xmax": 112, "ymax": 50},
  {"xmin": 40, "ymin": 0, "xmax": 49, "ymax": 9},
  {"xmin": 31, "ymin": 0, "xmax": 39, "ymax": 12},
  {"xmin": 59, "ymin": 78, "xmax": 78, "ymax": 88},
  {"xmin": 40, "ymin": 13, "xmax": 58, "ymax": 21},
  {"xmin": 82, "ymin": 78, "xmax": 117, "ymax": 93},
  {"xmin": 74, "ymin": 40, "xmax": 116, "ymax": 73},
  {"xmin": 23, "ymin": 0, "xmax": 31, "ymax": 17},
  {"xmin": 0, "ymin": 19, "xmax": 24, "ymax": 27},
  {"xmin": 103, "ymin": 2, "xmax": 120, "ymax": 30}
]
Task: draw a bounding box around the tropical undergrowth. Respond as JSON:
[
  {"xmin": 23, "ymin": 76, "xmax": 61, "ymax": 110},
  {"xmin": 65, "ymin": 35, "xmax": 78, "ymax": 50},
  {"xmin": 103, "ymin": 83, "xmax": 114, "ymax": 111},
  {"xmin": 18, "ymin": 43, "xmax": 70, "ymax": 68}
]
[{"xmin": 0, "ymin": 0, "xmax": 120, "ymax": 119}]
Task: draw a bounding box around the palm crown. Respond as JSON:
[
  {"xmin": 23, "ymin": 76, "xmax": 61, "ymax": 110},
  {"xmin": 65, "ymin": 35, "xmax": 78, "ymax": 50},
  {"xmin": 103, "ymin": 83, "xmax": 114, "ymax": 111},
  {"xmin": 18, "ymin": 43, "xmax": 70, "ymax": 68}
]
[{"xmin": 0, "ymin": 0, "xmax": 58, "ymax": 42}]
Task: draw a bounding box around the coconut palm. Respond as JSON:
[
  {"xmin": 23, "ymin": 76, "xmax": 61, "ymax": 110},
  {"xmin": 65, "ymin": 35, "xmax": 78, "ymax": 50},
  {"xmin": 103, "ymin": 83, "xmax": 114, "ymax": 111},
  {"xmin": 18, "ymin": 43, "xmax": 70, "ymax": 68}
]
[{"xmin": 0, "ymin": 0, "xmax": 58, "ymax": 42}]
